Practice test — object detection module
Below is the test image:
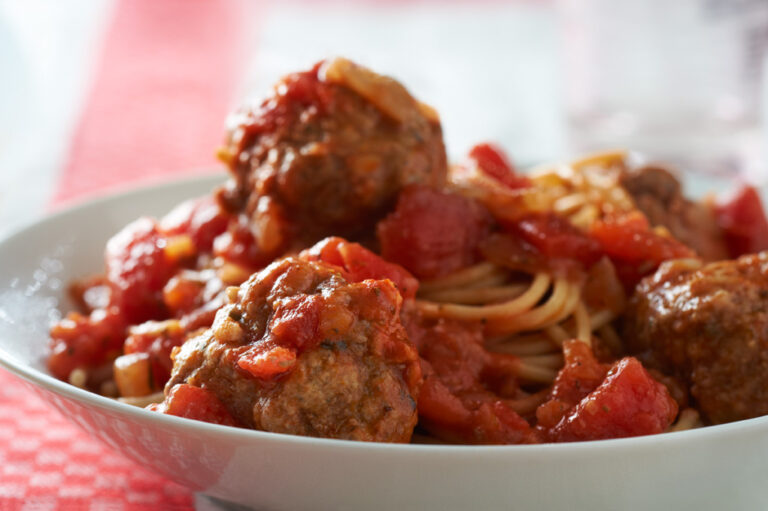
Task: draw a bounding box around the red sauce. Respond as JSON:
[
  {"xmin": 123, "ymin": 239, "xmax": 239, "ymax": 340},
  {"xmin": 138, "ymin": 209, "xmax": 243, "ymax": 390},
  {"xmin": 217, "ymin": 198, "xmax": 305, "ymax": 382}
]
[
  {"xmin": 49, "ymin": 197, "xmax": 230, "ymax": 386},
  {"xmin": 590, "ymin": 211, "xmax": 695, "ymax": 288},
  {"xmin": 149, "ymin": 384, "xmax": 239, "ymax": 426},
  {"xmin": 48, "ymin": 309, "xmax": 125, "ymax": 382},
  {"xmin": 715, "ymin": 185, "xmax": 768, "ymax": 258},
  {"xmin": 237, "ymin": 346, "xmax": 297, "ymax": 380},
  {"xmin": 234, "ymin": 64, "xmax": 333, "ymax": 145},
  {"xmin": 412, "ymin": 318, "xmax": 540, "ymax": 444},
  {"xmin": 377, "ymin": 185, "xmax": 492, "ymax": 279},
  {"xmin": 105, "ymin": 218, "xmax": 177, "ymax": 324},
  {"xmin": 505, "ymin": 213, "xmax": 603, "ymax": 269},
  {"xmin": 537, "ymin": 340, "xmax": 678, "ymax": 442},
  {"xmin": 213, "ymin": 213, "xmax": 274, "ymax": 270},
  {"xmin": 301, "ymin": 237, "xmax": 418, "ymax": 300},
  {"xmin": 468, "ymin": 143, "xmax": 531, "ymax": 190},
  {"xmin": 160, "ymin": 196, "xmax": 229, "ymax": 252},
  {"xmin": 592, "ymin": 212, "xmax": 694, "ymax": 263},
  {"xmin": 123, "ymin": 323, "xmax": 188, "ymax": 390}
]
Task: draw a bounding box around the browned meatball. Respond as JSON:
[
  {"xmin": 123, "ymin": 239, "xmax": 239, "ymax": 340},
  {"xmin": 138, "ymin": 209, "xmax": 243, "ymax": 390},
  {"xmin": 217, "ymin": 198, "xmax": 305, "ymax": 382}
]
[
  {"xmin": 165, "ymin": 256, "xmax": 422, "ymax": 442},
  {"xmin": 623, "ymin": 254, "xmax": 768, "ymax": 423},
  {"xmin": 218, "ymin": 57, "xmax": 447, "ymax": 246},
  {"xmin": 620, "ymin": 165, "xmax": 728, "ymax": 261}
]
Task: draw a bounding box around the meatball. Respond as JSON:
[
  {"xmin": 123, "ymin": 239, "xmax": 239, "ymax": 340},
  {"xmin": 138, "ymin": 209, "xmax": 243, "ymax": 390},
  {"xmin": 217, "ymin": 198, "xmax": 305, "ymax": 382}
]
[
  {"xmin": 164, "ymin": 256, "xmax": 422, "ymax": 442},
  {"xmin": 623, "ymin": 254, "xmax": 768, "ymax": 423},
  {"xmin": 620, "ymin": 165, "xmax": 728, "ymax": 261},
  {"xmin": 219, "ymin": 57, "xmax": 447, "ymax": 245}
]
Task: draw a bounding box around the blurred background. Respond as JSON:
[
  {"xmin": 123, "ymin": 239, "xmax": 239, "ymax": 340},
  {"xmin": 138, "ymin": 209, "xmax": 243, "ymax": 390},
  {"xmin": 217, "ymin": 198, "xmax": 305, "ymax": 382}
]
[{"xmin": 1, "ymin": 0, "xmax": 767, "ymax": 238}]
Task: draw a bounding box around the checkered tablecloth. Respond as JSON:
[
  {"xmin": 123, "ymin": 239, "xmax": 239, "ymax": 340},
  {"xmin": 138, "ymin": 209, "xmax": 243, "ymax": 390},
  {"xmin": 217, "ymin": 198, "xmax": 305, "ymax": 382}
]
[{"xmin": 0, "ymin": 374, "xmax": 193, "ymax": 510}]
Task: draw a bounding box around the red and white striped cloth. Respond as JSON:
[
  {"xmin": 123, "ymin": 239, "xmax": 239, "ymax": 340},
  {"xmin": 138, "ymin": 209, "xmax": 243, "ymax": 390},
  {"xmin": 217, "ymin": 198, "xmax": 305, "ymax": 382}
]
[
  {"xmin": 0, "ymin": 1, "xmax": 558, "ymax": 508},
  {"xmin": 1, "ymin": 2, "xmax": 249, "ymax": 508}
]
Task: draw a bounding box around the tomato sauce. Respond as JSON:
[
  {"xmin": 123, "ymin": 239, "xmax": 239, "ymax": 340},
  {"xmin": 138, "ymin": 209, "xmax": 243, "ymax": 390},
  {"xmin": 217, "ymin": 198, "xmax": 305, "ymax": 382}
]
[
  {"xmin": 377, "ymin": 185, "xmax": 492, "ymax": 279},
  {"xmin": 536, "ymin": 340, "xmax": 678, "ymax": 441},
  {"xmin": 716, "ymin": 185, "xmax": 768, "ymax": 258}
]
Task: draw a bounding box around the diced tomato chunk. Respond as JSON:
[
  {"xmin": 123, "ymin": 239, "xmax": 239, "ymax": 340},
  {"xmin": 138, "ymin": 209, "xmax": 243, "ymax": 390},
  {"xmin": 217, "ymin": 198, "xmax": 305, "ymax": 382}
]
[
  {"xmin": 47, "ymin": 308, "xmax": 126, "ymax": 381},
  {"xmin": 591, "ymin": 212, "xmax": 694, "ymax": 264},
  {"xmin": 590, "ymin": 212, "xmax": 694, "ymax": 288},
  {"xmin": 414, "ymin": 319, "xmax": 539, "ymax": 444},
  {"xmin": 339, "ymin": 243, "xmax": 419, "ymax": 300},
  {"xmin": 480, "ymin": 401, "xmax": 539, "ymax": 443},
  {"xmin": 478, "ymin": 232, "xmax": 545, "ymax": 274},
  {"xmin": 548, "ymin": 340, "xmax": 607, "ymax": 407},
  {"xmin": 237, "ymin": 346, "xmax": 297, "ymax": 381},
  {"xmin": 301, "ymin": 236, "xmax": 346, "ymax": 268},
  {"xmin": 544, "ymin": 356, "xmax": 678, "ymax": 442},
  {"xmin": 160, "ymin": 196, "xmax": 229, "ymax": 252},
  {"xmin": 149, "ymin": 384, "xmax": 238, "ymax": 426},
  {"xmin": 536, "ymin": 340, "xmax": 607, "ymax": 430},
  {"xmin": 468, "ymin": 143, "xmax": 531, "ymax": 189},
  {"xmin": 715, "ymin": 185, "xmax": 768, "ymax": 258},
  {"xmin": 106, "ymin": 218, "xmax": 177, "ymax": 323},
  {"xmin": 418, "ymin": 375, "xmax": 539, "ymax": 444},
  {"xmin": 505, "ymin": 213, "xmax": 603, "ymax": 268},
  {"xmin": 417, "ymin": 376, "xmax": 472, "ymax": 426},
  {"xmin": 377, "ymin": 185, "xmax": 492, "ymax": 279},
  {"xmin": 301, "ymin": 237, "xmax": 418, "ymax": 300},
  {"xmin": 269, "ymin": 295, "xmax": 322, "ymax": 351}
]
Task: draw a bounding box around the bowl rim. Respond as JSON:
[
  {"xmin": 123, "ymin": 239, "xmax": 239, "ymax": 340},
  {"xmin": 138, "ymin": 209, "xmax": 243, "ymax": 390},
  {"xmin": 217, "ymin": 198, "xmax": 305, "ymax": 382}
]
[{"xmin": 1, "ymin": 173, "xmax": 767, "ymax": 457}]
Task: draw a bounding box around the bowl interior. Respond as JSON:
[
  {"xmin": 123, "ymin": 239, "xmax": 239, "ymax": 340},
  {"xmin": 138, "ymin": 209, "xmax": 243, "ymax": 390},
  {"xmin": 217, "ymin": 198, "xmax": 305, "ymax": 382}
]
[
  {"xmin": 0, "ymin": 174, "xmax": 225, "ymax": 372},
  {"xmin": 3, "ymin": 171, "xmax": 768, "ymax": 510}
]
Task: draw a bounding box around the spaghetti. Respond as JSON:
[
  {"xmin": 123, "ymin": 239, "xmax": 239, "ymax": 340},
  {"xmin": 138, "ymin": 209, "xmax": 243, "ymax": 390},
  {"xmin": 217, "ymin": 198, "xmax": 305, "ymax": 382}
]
[{"xmin": 409, "ymin": 148, "xmax": 701, "ymax": 441}]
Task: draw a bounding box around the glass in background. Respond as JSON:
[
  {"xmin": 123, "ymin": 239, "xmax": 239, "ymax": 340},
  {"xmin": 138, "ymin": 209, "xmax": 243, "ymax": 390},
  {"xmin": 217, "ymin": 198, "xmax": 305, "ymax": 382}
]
[{"xmin": 559, "ymin": 0, "xmax": 768, "ymax": 182}]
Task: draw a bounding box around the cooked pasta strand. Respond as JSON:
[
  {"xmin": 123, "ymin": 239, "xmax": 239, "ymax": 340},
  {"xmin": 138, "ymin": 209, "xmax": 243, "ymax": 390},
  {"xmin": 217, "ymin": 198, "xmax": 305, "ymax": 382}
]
[
  {"xmin": 117, "ymin": 391, "xmax": 164, "ymax": 408},
  {"xmin": 519, "ymin": 353, "xmax": 565, "ymax": 369},
  {"xmin": 488, "ymin": 278, "xmax": 572, "ymax": 334},
  {"xmin": 569, "ymin": 149, "xmax": 628, "ymax": 171},
  {"xmin": 589, "ymin": 309, "xmax": 615, "ymax": 331},
  {"xmin": 418, "ymin": 262, "xmax": 499, "ymax": 294},
  {"xmin": 416, "ymin": 273, "xmax": 551, "ymax": 321},
  {"xmin": 598, "ymin": 324, "xmax": 623, "ymax": 354},
  {"xmin": 668, "ymin": 408, "xmax": 701, "ymax": 432},
  {"xmin": 487, "ymin": 335, "xmax": 559, "ymax": 356},
  {"xmin": 574, "ymin": 301, "xmax": 592, "ymax": 345},
  {"xmin": 553, "ymin": 193, "xmax": 587, "ymax": 214},
  {"xmin": 420, "ymin": 284, "xmax": 527, "ymax": 305},
  {"xmin": 569, "ymin": 203, "xmax": 600, "ymax": 229},
  {"xmin": 544, "ymin": 324, "xmax": 571, "ymax": 345},
  {"xmin": 546, "ymin": 282, "xmax": 582, "ymax": 325},
  {"xmin": 515, "ymin": 361, "xmax": 558, "ymax": 384},
  {"xmin": 463, "ymin": 272, "xmax": 513, "ymax": 290},
  {"xmin": 505, "ymin": 389, "xmax": 550, "ymax": 416}
]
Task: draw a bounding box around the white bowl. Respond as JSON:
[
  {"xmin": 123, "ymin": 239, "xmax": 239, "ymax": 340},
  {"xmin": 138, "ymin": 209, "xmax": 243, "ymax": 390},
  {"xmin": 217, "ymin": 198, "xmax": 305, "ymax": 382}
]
[{"xmin": 1, "ymin": 175, "xmax": 767, "ymax": 511}]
